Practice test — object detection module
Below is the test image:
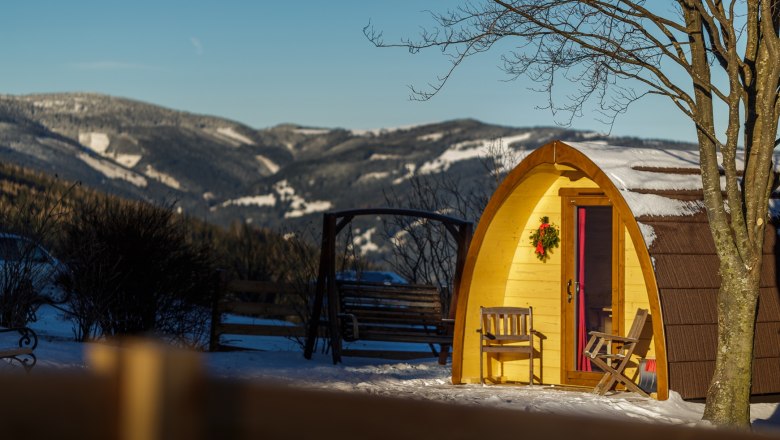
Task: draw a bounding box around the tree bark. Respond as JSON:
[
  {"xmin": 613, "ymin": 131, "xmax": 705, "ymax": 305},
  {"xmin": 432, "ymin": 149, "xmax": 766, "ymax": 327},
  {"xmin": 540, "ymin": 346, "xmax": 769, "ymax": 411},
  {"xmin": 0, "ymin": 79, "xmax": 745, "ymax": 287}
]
[{"xmin": 703, "ymin": 263, "xmax": 760, "ymax": 426}]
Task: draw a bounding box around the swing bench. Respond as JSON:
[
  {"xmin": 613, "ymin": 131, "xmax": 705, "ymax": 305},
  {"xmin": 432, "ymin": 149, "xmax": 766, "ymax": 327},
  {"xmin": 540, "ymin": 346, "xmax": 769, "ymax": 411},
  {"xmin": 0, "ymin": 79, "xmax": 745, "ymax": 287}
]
[{"xmin": 336, "ymin": 280, "xmax": 454, "ymax": 361}]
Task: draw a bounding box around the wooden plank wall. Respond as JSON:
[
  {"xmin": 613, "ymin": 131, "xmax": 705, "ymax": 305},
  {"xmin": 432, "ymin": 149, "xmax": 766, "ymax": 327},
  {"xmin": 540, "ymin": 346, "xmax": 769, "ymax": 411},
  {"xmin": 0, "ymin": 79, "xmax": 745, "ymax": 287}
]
[
  {"xmin": 462, "ymin": 169, "xmax": 659, "ymax": 389},
  {"xmin": 623, "ymin": 227, "xmax": 657, "ymax": 382},
  {"xmin": 464, "ymin": 169, "xmax": 599, "ymax": 384}
]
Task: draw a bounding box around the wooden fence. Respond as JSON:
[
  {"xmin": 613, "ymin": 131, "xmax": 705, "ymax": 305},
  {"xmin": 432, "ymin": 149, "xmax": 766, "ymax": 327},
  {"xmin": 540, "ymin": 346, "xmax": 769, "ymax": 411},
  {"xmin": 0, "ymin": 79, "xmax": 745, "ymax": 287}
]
[
  {"xmin": 209, "ymin": 279, "xmax": 312, "ymax": 352},
  {"xmin": 0, "ymin": 340, "xmax": 768, "ymax": 440}
]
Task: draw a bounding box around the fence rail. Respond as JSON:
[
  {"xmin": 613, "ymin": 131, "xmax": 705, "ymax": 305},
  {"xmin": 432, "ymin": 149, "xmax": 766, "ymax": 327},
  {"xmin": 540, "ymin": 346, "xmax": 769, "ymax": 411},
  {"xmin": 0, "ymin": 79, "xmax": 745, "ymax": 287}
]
[{"xmin": 209, "ymin": 279, "xmax": 312, "ymax": 351}]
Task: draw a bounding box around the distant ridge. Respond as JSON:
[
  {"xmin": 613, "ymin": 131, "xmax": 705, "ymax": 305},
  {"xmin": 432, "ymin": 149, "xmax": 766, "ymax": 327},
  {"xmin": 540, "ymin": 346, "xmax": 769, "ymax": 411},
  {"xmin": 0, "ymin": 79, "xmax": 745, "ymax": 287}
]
[{"xmin": 0, "ymin": 92, "xmax": 698, "ymax": 253}]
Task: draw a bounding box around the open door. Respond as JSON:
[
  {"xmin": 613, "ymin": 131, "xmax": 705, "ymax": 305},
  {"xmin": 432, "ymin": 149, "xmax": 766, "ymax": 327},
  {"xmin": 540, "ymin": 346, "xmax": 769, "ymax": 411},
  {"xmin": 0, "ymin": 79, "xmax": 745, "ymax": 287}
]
[{"xmin": 560, "ymin": 190, "xmax": 622, "ymax": 386}]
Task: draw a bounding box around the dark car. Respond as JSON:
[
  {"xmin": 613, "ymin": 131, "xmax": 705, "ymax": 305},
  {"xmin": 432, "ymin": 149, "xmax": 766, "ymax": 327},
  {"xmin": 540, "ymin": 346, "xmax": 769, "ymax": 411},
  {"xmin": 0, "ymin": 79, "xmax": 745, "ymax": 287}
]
[{"xmin": 336, "ymin": 270, "xmax": 408, "ymax": 285}]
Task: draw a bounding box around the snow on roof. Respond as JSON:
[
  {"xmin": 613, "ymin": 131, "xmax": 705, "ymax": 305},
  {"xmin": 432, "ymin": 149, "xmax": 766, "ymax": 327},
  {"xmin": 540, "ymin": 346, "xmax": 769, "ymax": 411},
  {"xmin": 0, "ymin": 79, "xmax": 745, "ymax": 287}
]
[
  {"xmin": 566, "ymin": 142, "xmax": 712, "ymax": 191},
  {"xmin": 564, "ymin": 141, "xmax": 742, "ymax": 247}
]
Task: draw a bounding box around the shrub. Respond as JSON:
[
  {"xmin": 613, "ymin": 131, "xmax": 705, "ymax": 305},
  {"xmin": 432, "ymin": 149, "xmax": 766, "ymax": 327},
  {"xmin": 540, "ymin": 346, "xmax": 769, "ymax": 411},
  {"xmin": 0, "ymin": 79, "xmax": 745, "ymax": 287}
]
[
  {"xmin": 0, "ymin": 177, "xmax": 71, "ymax": 327},
  {"xmin": 59, "ymin": 197, "xmax": 217, "ymax": 345}
]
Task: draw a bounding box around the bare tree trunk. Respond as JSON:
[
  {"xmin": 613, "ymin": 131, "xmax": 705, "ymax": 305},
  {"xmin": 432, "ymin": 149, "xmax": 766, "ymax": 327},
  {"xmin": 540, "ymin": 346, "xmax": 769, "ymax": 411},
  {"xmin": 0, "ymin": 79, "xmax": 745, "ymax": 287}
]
[{"xmin": 704, "ymin": 265, "xmax": 760, "ymax": 426}]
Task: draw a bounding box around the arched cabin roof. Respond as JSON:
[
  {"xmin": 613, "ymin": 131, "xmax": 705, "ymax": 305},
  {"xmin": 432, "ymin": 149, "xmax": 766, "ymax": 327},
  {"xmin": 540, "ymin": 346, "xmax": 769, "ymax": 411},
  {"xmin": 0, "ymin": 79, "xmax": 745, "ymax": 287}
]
[{"xmin": 455, "ymin": 140, "xmax": 780, "ymax": 399}]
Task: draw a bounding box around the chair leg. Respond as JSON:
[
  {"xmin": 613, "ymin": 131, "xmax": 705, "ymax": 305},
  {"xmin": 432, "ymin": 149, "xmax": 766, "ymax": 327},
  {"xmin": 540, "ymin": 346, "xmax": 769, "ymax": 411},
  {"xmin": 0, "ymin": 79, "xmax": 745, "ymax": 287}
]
[
  {"xmin": 529, "ymin": 347, "xmax": 534, "ymax": 386},
  {"xmin": 437, "ymin": 344, "xmax": 449, "ymax": 365},
  {"xmin": 590, "ymin": 357, "xmax": 650, "ymax": 398},
  {"xmin": 480, "ymin": 345, "xmax": 485, "ymax": 385}
]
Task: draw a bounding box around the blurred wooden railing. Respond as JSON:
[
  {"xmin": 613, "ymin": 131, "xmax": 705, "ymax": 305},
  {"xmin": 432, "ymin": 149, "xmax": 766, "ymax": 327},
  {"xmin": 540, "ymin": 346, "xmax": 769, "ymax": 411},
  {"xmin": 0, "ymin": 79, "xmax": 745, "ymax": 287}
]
[{"xmin": 0, "ymin": 340, "xmax": 768, "ymax": 440}]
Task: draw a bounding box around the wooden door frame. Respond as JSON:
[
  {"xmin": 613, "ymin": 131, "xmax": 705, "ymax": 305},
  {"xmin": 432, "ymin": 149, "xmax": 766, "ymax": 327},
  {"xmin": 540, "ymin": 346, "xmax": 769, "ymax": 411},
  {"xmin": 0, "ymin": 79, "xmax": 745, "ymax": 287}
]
[{"xmin": 558, "ymin": 188, "xmax": 625, "ymax": 386}]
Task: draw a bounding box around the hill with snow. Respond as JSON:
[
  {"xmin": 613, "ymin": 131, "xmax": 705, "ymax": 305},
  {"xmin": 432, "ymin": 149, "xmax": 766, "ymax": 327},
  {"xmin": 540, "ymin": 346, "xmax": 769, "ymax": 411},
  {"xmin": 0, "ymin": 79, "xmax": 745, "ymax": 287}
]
[{"xmin": 0, "ymin": 93, "xmax": 699, "ymax": 253}]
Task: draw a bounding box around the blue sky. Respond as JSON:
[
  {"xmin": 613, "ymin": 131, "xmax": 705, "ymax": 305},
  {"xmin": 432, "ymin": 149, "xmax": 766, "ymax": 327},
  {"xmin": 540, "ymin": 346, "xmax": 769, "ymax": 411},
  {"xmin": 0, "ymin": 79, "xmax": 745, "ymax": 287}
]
[{"xmin": 1, "ymin": 1, "xmax": 696, "ymax": 142}]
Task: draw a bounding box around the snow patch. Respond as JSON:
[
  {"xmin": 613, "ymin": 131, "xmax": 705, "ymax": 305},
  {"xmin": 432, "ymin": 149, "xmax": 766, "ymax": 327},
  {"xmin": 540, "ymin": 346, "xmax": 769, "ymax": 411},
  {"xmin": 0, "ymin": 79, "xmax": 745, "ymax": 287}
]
[
  {"xmin": 144, "ymin": 165, "xmax": 182, "ymax": 190},
  {"xmin": 217, "ymin": 127, "xmax": 255, "ymax": 145},
  {"xmin": 284, "ymin": 200, "xmax": 333, "ymax": 218},
  {"xmin": 221, "ymin": 194, "xmax": 277, "ymax": 208},
  {"xmin": 77, "ymin": 132, "xmax": 145, "ymax": 168},
  {"xmin": 32, "ymin": 99, "xmax": 88, "ymax": 113},
  {"xmin": 33, "ymin": 99, "xmax": 67, "ymax": 109},
  {"xmin": 256, "ymin": 155, "xmax": 280, "ymax": 174},
  {"xmin": 294, "ymin": 128, "xmax": 330, "ymax": 136},
  {"xmin": 637, "ymin": 222, "xmax": 657, "ymax": 248},
  {"xmin": 274, "ymin": 179, "xmax": 295, "ymax": 198},
  {"xmin": 353, "ymin": 228, "xmax": 379, "ymax": 255},
  {"xmin": 275, "ymin": 180, "xmax": 333, "ymax": 218},
  {"xmin": 580, "ymin": 131, "xmax": 605, "ymax": 139},
  {"xmin": 564, "ymin": 142, "xmax": 744, "ymax": 219},
  {"xmin": 357, "ymin": 171, "xmax": 391, "ymax": 183},
  {"xmin": 417, "ymin": 132, "xmax": 444, "ymax": 142},
  {"xmin": 79, "ymin": 132, "xmax": 110, "ymax": 154},
  {"xmin": 621, "ymin": 191, "xmax": 705, "ymax": 217},
  {"xmin": 115, "ymin": 154, "xmax": 142, "ymax": 168},
  {"xmin": 392, "ymin": 164, "xmax": 417, "ymax": 185},
  {"xmin": 419, "ymin": 133, "xmax": 533, "ymax": 175},
  {"xmin": 566, "ymin": 142, "xmax": 708, "ymax": 192},
  {"xmin": 78, "ymin": 153, "xmax": 147, "ymax": 187},
  {"xmin": 419, "ymin": 140, "xmax": 484, "ymax": 174},
  {"xmin": 370, "ymin": 153, "xmax": 402, "ymax": 161},
  {"xmin": 351, "ymin": 123, "xmax": 423, "ymax": 137}
]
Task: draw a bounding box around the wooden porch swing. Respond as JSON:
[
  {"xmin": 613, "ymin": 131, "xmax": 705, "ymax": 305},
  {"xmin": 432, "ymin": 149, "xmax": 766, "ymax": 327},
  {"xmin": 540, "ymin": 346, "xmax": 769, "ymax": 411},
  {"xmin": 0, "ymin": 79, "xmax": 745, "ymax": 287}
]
[{"xmin": 303, "ymin": 208, "xmax": 473, "ymax": 364}]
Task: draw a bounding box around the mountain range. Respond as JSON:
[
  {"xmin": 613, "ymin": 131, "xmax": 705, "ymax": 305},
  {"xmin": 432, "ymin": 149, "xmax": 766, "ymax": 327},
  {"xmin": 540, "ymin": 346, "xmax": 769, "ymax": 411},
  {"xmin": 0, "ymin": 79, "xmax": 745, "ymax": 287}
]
[{"xmin": 0, "ymin": 93, "xmax": 697, "ymax": 238}]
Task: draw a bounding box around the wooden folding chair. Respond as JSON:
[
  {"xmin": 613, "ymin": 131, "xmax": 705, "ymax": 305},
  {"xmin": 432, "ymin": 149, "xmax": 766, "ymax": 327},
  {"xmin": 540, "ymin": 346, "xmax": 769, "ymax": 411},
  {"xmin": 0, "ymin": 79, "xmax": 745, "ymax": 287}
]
[
  {"xmin": 584, "ymin": 308, "xmax": 649, "ymax": 397},
  {"xmin": 478, "ymin": 306, "xmax": 534, "ymax": 385}
]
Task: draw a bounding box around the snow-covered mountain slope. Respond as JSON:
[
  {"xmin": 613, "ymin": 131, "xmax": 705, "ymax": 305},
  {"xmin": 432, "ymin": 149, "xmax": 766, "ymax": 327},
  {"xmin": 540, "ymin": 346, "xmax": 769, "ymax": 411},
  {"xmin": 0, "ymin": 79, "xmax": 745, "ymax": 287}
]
[{"xmin": 0, "ymin": 93, "xmax": 698, "ymax": 240}]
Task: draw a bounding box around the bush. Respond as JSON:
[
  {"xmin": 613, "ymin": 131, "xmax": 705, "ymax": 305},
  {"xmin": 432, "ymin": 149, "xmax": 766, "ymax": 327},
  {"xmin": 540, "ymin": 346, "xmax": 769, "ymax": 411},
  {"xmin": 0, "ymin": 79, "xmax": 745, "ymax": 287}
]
[
  {"xmin": 0, "ymin": 177, "xmax": 71, "ymax": 327},
  {"xmin": 59, "ymin": 197, "xmax": 217, "ymax": 345}
]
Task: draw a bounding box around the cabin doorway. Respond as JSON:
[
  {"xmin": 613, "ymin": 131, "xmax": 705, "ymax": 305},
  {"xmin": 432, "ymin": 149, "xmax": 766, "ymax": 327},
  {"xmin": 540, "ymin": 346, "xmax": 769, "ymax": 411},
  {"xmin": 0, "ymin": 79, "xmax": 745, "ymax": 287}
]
[{"xmin": 560, "ymin": 191, "xmax": 619, "ymax": 386}]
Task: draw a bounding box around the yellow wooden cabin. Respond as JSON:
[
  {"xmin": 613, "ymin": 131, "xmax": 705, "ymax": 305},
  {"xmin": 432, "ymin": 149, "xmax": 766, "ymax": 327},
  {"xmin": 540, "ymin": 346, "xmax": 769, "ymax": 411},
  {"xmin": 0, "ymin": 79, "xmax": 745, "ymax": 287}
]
[{"xmin": 451, "ymin": 140, "xmax": 780, "ymax": 401}]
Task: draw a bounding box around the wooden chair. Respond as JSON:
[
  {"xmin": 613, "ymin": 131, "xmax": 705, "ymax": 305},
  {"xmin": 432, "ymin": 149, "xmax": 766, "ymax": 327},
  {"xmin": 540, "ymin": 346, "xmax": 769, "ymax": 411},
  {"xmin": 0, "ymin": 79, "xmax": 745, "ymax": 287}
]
[
  {"xmin": 583, "ymin": 308, "xmax": 649, "ymax": 397},
  {"xmin": 478, "ymin": 306, "xmax": 534, "ymax": 385}
]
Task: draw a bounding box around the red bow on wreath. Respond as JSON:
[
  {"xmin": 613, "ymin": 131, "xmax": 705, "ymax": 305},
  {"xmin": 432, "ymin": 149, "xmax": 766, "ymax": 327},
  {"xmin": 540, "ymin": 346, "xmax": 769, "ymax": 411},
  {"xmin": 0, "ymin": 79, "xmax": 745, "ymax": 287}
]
[{"xmin": 535, "ymin": 223, "xmax": 549, "ymax": 255}]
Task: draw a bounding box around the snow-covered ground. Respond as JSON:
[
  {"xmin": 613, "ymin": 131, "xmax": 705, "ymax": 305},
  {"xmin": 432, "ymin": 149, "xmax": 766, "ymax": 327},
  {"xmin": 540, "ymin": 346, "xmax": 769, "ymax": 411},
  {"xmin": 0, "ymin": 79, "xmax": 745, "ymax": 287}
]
[{"xmin": 24, "ymin": 306, "xmax": 780, "ymax": 434}]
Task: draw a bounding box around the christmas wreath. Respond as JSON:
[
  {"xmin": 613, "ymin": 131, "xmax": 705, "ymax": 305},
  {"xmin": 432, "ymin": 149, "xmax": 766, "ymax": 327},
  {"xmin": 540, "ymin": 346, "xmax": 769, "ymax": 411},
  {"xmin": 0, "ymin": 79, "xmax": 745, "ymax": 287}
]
[{"xmin": 529, "ymin": 216, "xmax": 560, "ymax": 261}]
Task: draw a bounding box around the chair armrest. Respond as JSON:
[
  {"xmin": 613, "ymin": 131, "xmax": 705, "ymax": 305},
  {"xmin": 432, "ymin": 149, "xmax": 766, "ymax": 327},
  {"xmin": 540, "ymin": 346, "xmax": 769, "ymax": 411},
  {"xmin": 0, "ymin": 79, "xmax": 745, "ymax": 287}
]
[{"xmin": 587, "ymin": 331, "xmax": 638, "ymax": 343}]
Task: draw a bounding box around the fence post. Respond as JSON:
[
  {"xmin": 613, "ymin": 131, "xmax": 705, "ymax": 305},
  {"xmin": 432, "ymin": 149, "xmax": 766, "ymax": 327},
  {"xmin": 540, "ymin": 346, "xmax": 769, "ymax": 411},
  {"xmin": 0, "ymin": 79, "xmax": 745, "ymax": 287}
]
[
  {"xmin": 208, "ymin": 270, "xmax": 227, "ymax": 352},
  {"xmin": 88, "ymin": 340, "xmax": 205, "ymax": 440}
]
